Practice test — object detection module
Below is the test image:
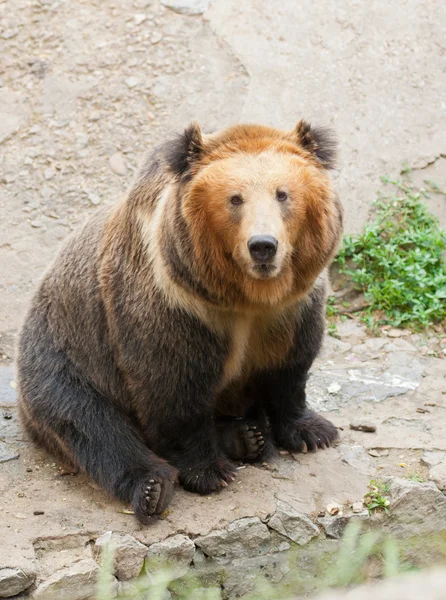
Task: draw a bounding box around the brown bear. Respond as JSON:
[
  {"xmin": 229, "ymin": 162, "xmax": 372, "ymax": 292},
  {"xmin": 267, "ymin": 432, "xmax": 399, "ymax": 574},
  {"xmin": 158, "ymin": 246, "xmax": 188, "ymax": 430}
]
[{"xmin": 17, "ymin": 120, "xmax": 343, "ymax": 524}]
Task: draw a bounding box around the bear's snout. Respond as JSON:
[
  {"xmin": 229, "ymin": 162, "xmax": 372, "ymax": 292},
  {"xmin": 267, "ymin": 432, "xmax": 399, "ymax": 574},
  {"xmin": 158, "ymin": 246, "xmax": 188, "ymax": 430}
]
[{"xmin": 247, "ymin": 235, "xmax": 278, "ymax": 262}]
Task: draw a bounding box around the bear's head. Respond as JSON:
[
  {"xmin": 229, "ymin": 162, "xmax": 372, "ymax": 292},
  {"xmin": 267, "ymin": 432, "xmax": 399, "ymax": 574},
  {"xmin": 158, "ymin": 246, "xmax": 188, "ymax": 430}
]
[{"xmin": 162, "ymin": 121, "xmax": 343, "ymax": 308}]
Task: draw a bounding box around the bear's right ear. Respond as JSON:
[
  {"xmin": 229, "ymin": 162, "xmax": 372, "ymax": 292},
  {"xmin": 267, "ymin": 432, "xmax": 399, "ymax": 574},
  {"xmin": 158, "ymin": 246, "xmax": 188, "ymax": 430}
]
[
  {"xmin": 292, "ymin": 120, "xmax": 337, "ymax": 170},
  {"xmin": 165, "ymin": 122, "xmax": 204, "ymax": 179}
]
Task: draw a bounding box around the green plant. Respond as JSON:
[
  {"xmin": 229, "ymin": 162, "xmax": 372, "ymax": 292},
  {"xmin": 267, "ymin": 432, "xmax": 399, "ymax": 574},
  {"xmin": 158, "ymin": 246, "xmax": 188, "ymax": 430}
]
[
  {"xmin": 326, "ymin": 296, "xmax": 340, "ymax": 337},
  {"xmin": 364, "ymin": 479, "xmax": 391, "ymax": 515},
  {"xmin": 406, "ymin": 472, "xmax": 426, "ymax": 483},
  {"xmin": 334, "ymin": 177, "xmax": 446, "ymax": 330}
]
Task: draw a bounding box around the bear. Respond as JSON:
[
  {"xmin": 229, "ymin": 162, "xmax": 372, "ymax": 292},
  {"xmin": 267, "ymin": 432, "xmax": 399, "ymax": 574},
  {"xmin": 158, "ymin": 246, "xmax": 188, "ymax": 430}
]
[{"xmin": 16, "ymin": 120, "xmax": 343, "ymax": 524}]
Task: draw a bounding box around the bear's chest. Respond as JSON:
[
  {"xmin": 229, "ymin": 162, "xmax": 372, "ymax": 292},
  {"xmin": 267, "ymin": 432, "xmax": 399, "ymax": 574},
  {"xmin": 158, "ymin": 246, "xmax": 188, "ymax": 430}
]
[{"xmin": 217, "ymin": 311, "xmax": 296, "ymax": 392}]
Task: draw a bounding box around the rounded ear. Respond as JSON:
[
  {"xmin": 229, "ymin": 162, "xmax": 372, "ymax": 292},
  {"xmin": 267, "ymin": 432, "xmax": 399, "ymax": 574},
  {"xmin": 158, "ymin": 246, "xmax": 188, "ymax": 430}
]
[
  {"xmin": 165, "ymin": 122, "xmax": 204, "ymax": 179},
  {"xmin": 293, "ymin": 120, "xmax": 337, "ymax": 170}
]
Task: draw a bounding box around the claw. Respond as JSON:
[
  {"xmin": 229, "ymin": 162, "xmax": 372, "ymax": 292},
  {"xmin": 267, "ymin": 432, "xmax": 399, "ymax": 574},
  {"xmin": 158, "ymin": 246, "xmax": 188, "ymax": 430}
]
[{"xmin": 221, "ymin": 480, "xmax": 228, "ymax": 487}]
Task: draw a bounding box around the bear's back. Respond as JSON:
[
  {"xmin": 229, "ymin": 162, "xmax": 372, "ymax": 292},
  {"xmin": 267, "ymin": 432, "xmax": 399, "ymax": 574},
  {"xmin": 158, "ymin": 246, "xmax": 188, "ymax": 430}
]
[{"xmin": 25, "ymin": 206, "xmax": 129, "ymax": 401}]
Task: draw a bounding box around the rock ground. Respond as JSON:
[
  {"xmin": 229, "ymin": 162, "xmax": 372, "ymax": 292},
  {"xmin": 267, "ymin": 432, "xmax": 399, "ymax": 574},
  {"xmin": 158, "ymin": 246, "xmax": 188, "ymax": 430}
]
[{"xmin": 0, "ymin": 0, "xmax": 446, "ymax": 598}]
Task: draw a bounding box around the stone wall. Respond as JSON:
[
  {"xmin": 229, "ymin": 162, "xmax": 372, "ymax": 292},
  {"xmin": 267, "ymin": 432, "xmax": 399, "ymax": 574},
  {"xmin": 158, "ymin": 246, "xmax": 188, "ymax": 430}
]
[{"xmin": 2, "ymin": 477, "xmax": 446, "ymax": 599}]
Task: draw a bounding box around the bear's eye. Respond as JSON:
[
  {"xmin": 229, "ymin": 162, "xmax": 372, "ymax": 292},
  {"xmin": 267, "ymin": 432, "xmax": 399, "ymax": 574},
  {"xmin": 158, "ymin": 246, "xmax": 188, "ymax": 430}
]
[
  {"xmin": 230, "ymin": 194, "xmax": 243, "ymax": 206},
  {"xmin": 276, "ymin": 190, "xmax": 288, "ymax": 202}
]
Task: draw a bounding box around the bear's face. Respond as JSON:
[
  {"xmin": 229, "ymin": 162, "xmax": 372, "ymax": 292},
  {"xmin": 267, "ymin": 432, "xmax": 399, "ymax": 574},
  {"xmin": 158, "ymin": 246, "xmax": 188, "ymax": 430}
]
[
  {"xmin": 166, "ymin": 122, "xmax": 343, "ymax": 307},
  {"xmin": 187, "ymin": 151, "xmax": 327, "ymax": 282}
]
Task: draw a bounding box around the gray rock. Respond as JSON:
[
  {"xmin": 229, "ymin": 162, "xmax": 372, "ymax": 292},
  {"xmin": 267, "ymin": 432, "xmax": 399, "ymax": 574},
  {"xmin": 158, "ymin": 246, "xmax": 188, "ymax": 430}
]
[
  {"xmin": 195, "ymin": 517, "xmax": 271, "ymax": 560},
  {"xmin": 338, "ymin": 445, "xmax": 373, "ymax": 475},
  {"xmin": 384, "ymin": 339, "xmax": 417, "ymax": 353},
  {"xmin": 429, "ymin": 462, "xmax": 446, "ymax": 492},
  {"xmin": 318, "ymin": 516, "xmax": 351, "ymax": 540},
  {"xmin": 146, "ymin": 534, "xmax": 195, "ymax": 578},
  {"xmin": 361, "ymin": 338, "xmax": 388, "ymax": 352},
  {"xmin": 95, "ymin": 531, "xmax": 147, "ymax": 580},
  {"xmin": 0, "ymin": 568, "xmax": 34, "ymax": 598},
  {"xmin": 308, "ymin": 357, "xmax": 422, "ymax": 411},
  {"xmin": 335, "ymin": 320, "xmax": 367, "ymax": 341},
  {"xmin": 33, "ymin": 558, "xmax": 112, "ymax": 600},
  {"xmin": 318, "ymin": 513, "xmax": 370, "ymax": 540},
  {"xmin": 193, "ymin": 548, "xmax": 207, "ymax": 567},
  {"xmin": 161, "ymin": 0, "xmax": 210, "ymax": 15},
  {"xmin": 109, "ymin": 152, "xmax": 127, "ymax": 176},
  {"xmin": 383, "ymin": 417, "xmax": 431, "ymax": 433},
  {"xmin": 0, "ymin": 365, "xmax": 16, "ymax": 406},
  {"xmin": 268, "ymin": 499, "xmax": 319, "ymax": 545},
  {"xmin": 383, "ymin": 477, "xmax": 446, "ymax": 537},
  {"xmin": 421, "ymin": 451, "xmax": 446, "ymax": 468},
  {"xmin": 222, "ymin": 554, "xmax": 289, "ymax": 599},
  {"xmin": 0, "ymin": 441, "xmax": 19, "ymax": 464}
]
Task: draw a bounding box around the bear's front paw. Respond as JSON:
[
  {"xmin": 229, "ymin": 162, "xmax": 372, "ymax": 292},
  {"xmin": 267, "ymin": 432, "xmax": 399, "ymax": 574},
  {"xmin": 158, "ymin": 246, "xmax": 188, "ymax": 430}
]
[
  {"xmin": 132, "ymin": 466, "xmax": 177, "ymax": 524},
  {"xmin": 276, "ymin": 411, "xmax": 338, "ymax": 453},
  {"xmin": 179, "ymin": 457, "xmax": 237, "ymax": 495}
]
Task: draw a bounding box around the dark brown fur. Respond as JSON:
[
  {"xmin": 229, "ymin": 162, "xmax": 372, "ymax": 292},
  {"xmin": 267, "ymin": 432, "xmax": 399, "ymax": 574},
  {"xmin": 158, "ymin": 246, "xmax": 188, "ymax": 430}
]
[{"xmin": 17, "ymin": 121, "xmax": 343, "ymax": 523}]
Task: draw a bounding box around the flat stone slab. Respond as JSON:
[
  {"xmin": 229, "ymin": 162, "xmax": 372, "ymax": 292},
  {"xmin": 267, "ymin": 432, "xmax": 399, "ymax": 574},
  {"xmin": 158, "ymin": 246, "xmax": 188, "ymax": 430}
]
[
  {"xmin": 0, "ymin": 365, "xmax": 16, "ymax": 407},
  {"xmin": 308, "ymin": 356, "xmax": 423, "ymax": 411}
]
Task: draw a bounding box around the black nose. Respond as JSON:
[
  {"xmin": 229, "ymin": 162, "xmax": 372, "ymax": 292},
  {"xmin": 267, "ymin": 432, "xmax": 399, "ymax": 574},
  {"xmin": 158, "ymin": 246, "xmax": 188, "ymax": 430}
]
[{"xmin": 247, "ymin": 235, "xmax": 278, "ymax": 261}]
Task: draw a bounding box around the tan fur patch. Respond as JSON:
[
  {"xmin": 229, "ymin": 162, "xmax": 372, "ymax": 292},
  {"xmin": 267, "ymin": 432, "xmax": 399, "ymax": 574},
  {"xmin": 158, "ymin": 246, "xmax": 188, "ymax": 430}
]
[{"xmin": 137, "ymin": 188, "xmax": 211, "ymax": 325}]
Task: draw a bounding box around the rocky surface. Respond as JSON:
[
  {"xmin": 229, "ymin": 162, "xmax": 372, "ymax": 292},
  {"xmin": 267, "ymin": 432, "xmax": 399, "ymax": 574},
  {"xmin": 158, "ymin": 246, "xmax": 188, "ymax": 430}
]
[
  {"xmin": 0, "ymin": 569, "xmax": 34, "ymax": 598},
  {"xmin": 0, "ymin": 0, "xmax": 446, "ymax": 598},
  {"xmin": 95, "ymin": 532, "xmax": 148, "ymax": 581}
]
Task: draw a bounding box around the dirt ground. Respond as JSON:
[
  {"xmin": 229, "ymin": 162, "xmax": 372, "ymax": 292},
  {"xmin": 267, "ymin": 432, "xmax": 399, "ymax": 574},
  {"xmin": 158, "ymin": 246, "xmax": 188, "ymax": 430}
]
[{"xmin": 0, "ymin": 0, "xmax": 446, "ymax": 595}]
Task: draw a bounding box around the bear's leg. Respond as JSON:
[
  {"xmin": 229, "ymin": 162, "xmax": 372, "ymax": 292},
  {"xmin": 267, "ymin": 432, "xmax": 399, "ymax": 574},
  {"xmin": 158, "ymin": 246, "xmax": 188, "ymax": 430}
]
[
  {"xmin": 255, "ymin": 286, "xmax": 338, "ymax": 453},
  {"xmin": 151, "ymin": 415, "xmax": 237, "ymax": 495},
  {"xmin": 18, "ymin": 362, "xmax": 177, "ymax": 524},
  {"xmin": 216, "ymin": 417, "xmax": 265, "ymax": 461},
  {"xmin": 258, "ymin": 369, "xmax": 338, "ymax": 452}
]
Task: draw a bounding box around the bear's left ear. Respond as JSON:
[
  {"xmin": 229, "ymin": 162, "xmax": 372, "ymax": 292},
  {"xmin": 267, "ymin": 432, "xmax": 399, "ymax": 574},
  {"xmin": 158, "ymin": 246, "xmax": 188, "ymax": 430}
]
[
  {"xmin": 292, "ymin": 120, "xmax": 337, "ymax": 170},
  {"xmin": 165, "ymin": 122, "xmax": 205, "ymax": 179}
]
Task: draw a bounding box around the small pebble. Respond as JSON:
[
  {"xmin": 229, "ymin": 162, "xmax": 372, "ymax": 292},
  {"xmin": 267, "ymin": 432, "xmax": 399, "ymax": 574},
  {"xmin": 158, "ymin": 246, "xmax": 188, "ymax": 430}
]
[
  {"xmin": 44, "ymin": 167, "xmax": 56, "ymax": 180},
  {"xmin": 349, "ymin": 421, "xmax": 377, "ymax": 433},
  {"xmin": 26, "ymin": 467, "xmax": 33, "ymax": 472},
  {"xmin": 109, "ymin": 152, "xmax": 127, "ymax": 176},
  {"xmin": 134, "ymin": 13, "xmax": 147, "ymax": 25},
  {"xmin": 327, "ymin": 382, "xmax": 341, "ymax": 395},
  {"xmin": 151, "ymin": 32, "xmax": 163, "ymax": 44},
  {"xmin": 327, "ymin": 502, "xmax": 342, "ymax": 516},
  {"xmin": 125, "ymin": 76, "xmax": 140, "ymax": 89},
  {"xmin": 352, "ymin": 501, "xmax": 363, "ymax": 513}
]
